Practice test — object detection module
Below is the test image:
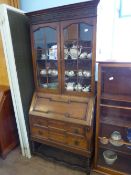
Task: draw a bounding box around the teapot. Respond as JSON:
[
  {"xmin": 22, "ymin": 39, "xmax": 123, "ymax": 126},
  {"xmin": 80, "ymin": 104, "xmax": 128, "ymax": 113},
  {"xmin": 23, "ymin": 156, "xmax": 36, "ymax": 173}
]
[
  {"xmin": 70, "ymin": 45, "xmax": 81, "ymax": 59},
  {"xmin": 67, "ymin": 71, "xmax": 75, "ymax": 77},
  {"xmin": 83, "ymin": 70, "xmax": 91, "ymax": 77},
  {"xmin": 64, "ymin": 48, "xmax": 69, "ymax": 60},
  {"xmin": 66, "ymin": 82, "xmax": 75, "ymax": 91},
  {"xmin": 82, "ymin": 85, "xmax": 90, "ymax": 92},
  {"xmin": 48, "ymin": 45, "xmax": 57, "ymax": 60},
  {"xmin": 109, "ymin": 131, "xmax": 123, "ymax": 147},
  {"xmin": 87, "ymin": 52, "xmax": 92, "ymax": 59},
  {"xmin": 48, "ymin": 69, "xmax": 52, "ymax": 75},
  {"xmin": 51, "ymin": 69, "xmax": 58, "ymax": 76},
  {"xmin": 79, "ymin": 52, "xmax": 88, "ymax": 59},
  {"xmin": 41, "ymin": 54, "xmax": 47, "ymax": 60},
  {"xmin": 40, "ymin": 69, "xmax": 47, "ymax": 75},
  {"xmin": 77, "ymin": 70, "xmax": 83, "ymax": 77},
  {"xmin": 75, "ymin": 83, "xmax": 83, "ymax": 91},
  {"xmin": 41, "ymin": 83, "xmax": 48, "ymax": 88}
]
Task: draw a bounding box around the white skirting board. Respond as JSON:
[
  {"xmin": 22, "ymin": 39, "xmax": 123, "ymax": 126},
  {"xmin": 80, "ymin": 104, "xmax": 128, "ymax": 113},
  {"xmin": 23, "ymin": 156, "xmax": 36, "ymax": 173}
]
[{"xmin": 0, "ymin": 4, "xmax": 31, "ymax": 158}]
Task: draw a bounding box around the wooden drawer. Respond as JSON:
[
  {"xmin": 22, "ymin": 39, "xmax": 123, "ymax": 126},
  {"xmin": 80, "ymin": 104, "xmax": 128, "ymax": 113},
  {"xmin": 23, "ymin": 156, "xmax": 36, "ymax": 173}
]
[
  {"xmin": 48, "ymin": 120, "xmax": 66, "ymax": 130},
  {"xmin": 66, "ymin": 124, "xmax": 85, "ymax": 136},
  {"xmin": 31, "ymin": 127, "xmax": 48, "ymax": 139},
  {"xmin": 67, "ymin": 134, "xmax": 88, "ymax": 150},
  {"xmin": 48, "ymin": 120, "xmax": 86, "ymax": 136},
  {"xmin": 48, "ymin": 129, "xmax": 66, "ymax": 144},
  {"xmin": 30, "ymin": 116, "xmax": 48, "ymax": 127}
]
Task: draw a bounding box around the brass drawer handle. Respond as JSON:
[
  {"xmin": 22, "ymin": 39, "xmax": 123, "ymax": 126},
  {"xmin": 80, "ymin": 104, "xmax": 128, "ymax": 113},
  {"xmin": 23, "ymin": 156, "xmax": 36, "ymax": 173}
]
[{"xmin": 74, "ymin": 140, "xmax": 79, "ymax": 146}]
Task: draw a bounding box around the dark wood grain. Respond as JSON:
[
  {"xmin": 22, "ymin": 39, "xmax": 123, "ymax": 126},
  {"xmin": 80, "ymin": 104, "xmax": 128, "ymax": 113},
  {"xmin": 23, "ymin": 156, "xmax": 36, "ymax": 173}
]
[
  {"xmin": 26, "ymin": 1, "xmax": 99, "ymax": 24},
  {"xmin": 0, "ymin": 86, "xmax": 18, "ymax": 159}
]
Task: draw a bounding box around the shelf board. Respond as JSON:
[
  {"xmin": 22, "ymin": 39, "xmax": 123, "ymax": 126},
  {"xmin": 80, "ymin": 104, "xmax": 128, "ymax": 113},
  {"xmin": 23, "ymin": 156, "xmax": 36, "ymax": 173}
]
[
  {"xmin": 37, "ymin": 59, "xmax": 58, "ymax": 62},
  {"xmin": 101, "ymin": 93, "xmax": 131, "ymax": 102},
  {"xmin": 99, "ymin": 142, "xmax": 131, "ymax": 156},
  {"xmin": 65, "ymin": 75, "xmax": 91, "ymax": 79},
  {"xmin": 39, "ymin": 75, "xmax": 58, "ymax": 78},
  {"xmin": 35, "ymin": 48, "xmax": 57, "ymax": 51},
  {"xmin": 64, "ymin": 58, "xmax": 92, "ymax": 61},
  {"xmin": 100, "ymin": 116, "xmax": 131, "ymax": 128},
  {"xmin": 100, "ymin": 103, "xmax": 131, "ymax": 110}
]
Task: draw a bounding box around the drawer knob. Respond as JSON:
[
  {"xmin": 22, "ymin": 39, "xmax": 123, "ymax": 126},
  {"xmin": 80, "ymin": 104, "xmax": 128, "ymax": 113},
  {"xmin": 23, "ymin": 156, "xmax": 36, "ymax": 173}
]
[
  {"xmin": 74, "ymin": 140, "xmax": 79, "ymax": 146},
  {"xmin": 38, "ymin": 130, "xmax": 43, "ymax": 135},
  {"xmin": 38, "ymin": 122, "xmax": 42, "ymax": 125}
]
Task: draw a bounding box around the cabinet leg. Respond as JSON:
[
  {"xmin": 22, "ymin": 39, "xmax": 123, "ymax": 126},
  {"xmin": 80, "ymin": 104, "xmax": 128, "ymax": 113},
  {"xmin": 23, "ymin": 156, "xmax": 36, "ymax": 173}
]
[
  {"xmin": 31, "ymin": 141, "xmax": 35, "ymax": 154},
  {"xmin": 86, "ymin": 158, "xmax": 91, "ymax": 175}
]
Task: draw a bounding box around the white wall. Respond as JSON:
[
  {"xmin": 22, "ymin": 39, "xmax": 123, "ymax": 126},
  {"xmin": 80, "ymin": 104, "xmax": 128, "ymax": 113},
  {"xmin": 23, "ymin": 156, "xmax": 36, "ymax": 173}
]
[
  {"xmin": 96, "ymin": 0, "xmax": 117, "ymax": 62},
  {"xmin": 20, "ymin": 0, "xmax": 90, "ymax": 12},
  {"xmin": 112, "ymin": 9, "xmax": 131, "ymax": 62}
]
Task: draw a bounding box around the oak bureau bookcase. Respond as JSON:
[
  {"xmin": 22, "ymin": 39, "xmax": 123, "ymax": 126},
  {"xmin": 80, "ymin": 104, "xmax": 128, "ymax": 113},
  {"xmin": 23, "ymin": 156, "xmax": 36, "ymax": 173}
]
[{"xmin": 27, "ymin": 1, "xmax": 99, "ymax": 173}]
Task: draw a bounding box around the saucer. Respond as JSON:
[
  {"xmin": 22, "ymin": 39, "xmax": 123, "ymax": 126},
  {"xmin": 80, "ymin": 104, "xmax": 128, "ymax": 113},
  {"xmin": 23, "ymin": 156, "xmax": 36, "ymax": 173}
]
[{"xmin": 109, "ymin": 138, "xmax": 124, "ymax": 147}]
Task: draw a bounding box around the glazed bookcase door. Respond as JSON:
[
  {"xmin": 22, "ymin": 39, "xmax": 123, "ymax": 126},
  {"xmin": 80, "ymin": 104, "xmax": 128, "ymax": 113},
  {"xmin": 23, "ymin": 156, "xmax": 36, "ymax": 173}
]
[
  {"xmin": 95, "ymin": 64, "xmax": 131, "ymax": 175},
  {"xmin": 61, "ymin": 18, "xmax": 96, "ymax": 96},
  {"xmin": 31, "ymin": 22, "xmax": 61, "ymax": 93}
]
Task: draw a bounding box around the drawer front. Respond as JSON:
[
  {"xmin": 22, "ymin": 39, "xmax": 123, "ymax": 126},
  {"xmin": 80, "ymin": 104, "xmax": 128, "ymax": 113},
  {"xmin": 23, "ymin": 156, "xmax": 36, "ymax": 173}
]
[
  {"xmin": 31, "ymin": 127, "xmax": 48, "ymax": 139},
  {"xmin": 30, "ymin": 116, "xmax": 48, "ymax": 127},
  {"xmin": 48, "ymin": 120, "xmax": 66, "ymax": 130},
  {"xmin": 30, "ymin": 115, "xmax": 89, "ymax": 150},
  {"xmin": 67, "ymin": 134, "xmax": 88, "ymax": 150},
  {"xmin": 66, "ymin": 124, "xmax": 85, "ymax": 135},
  {"xmin": 48, "ymin": 128, "xmax": 66, "ymax": 144},
  {"xmin": 30, "ymin": 116, "xmax": 87, "ymax": 137},
  {"xmin": 48, "ymin": 120, "xmax": 86, "ymax": 137}
]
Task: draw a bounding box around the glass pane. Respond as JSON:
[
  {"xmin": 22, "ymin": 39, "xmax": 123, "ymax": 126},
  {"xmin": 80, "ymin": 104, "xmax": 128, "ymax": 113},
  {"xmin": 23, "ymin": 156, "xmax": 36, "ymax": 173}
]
[
  {"xmin": 64, "ymin": 23, "xmax": 93, "ymax": 93},
  {"xmin": 34, "ymin": 27, "xmax": 58, "ymax": 90},
  {"xmin": 101, "ymin": 67, "xmax": 131, "ymax": 97}
]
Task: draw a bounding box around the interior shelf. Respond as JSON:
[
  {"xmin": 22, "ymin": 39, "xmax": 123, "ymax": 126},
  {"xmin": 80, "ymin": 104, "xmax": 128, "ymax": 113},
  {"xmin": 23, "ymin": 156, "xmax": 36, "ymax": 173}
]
[
  {"xmin": 100, "ymin": 116, "xmax": 131, "ymax": 128},
  {"xmin": 99, "ymin": 141, "xmax": 131, "ymax": 156},
  {"xmin": 64, "ymin": 59, "xmax": 92, "ymax": 61},
  {"xmin": 100, "ymin": 103, "xmax": 131, "ymax": 110},
  {"xmin": 101, "ymin": 93, "xmax": 131, "ymax": 102},
  {"xmin": 39, "ymin": 75, "xmax": 58, "ymax": 78},
  {"xmin": 37, "ymin": 59, "xmax": 57, "ymax": 62}
]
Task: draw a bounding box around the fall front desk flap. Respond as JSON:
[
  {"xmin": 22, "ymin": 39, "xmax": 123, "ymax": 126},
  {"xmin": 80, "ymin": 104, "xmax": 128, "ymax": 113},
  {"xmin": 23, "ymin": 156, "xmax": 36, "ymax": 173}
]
[{"xmin": 29, "ymin": 93, "xmax": 94, "ymax": 126}]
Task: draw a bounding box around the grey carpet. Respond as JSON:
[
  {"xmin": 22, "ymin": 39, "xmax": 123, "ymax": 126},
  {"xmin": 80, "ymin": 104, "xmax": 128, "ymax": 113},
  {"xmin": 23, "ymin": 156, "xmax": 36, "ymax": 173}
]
[{"xmin": 0, "ymin": 147, "xmax": 100, "ymax": 175}]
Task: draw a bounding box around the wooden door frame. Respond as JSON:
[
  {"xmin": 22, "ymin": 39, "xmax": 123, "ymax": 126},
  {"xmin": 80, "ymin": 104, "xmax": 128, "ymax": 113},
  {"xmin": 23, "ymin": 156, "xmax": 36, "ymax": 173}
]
[
  {"xmin": 31, "ymin": 22, "xmax": 62, "ymax": 94},
  {"xmin": 0, "ymin": 4, "xmax": 31, "ymax": 158},
  {"xmin": 60, "ymin": 18, "xmax": 96, "ymax": 97}
]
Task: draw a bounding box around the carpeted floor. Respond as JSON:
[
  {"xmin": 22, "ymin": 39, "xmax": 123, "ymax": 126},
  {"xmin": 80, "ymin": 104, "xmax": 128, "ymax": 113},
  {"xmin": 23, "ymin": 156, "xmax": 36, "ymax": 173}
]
[{"xmin": 0, "ymin": 147, "xmax": 101, "ymax": 175}]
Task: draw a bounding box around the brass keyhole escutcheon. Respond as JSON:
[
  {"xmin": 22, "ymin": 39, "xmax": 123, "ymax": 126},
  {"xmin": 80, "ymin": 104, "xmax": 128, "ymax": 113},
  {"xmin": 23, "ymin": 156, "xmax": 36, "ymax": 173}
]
[
  {"xmin": 74, "ymin": 140, "xmax": 79, "ymax": 146},
  {"xmin": 38, "ymin": 130, "xmax": 43, "ymax": 135}
]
